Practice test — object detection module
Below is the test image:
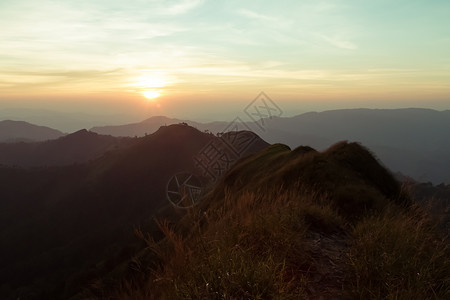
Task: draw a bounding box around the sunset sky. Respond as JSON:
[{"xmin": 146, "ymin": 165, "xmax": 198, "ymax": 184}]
[{"xmin": 1, "ymin": 0, "xmax": 449, "ymax": 122}]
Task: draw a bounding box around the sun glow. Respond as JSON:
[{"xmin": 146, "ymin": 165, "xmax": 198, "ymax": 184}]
[
  {"xmin": 134, "ymin": 72, "xmax": 175, "ymax": 100},
  {"xmin": 137, "ymin": 74, "xmax": 168, "ymax": 88},
  {"xmin": 142, "ymin": 89, "xmax": 160, "ymax": 100}
]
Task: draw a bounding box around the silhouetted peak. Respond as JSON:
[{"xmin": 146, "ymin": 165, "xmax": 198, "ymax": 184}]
[
  {"xmin": 292, "ymin": 145, "xmax": 317, "ymax": 155},
  {"xmin": 141, "ymin": 116, "xmax": 177, "ymax": 124},
  {"xmin": 62, "ymin": 129, "xmax": 97, "ymax": 139},
  {"xmin": 71, "ymin": 128, "xmax": 90, "ymax": 135},
  {"xmin": 154, "ymin": 123, "xmax": 202, "ymax": 135},
  {"xmin": 221, "ymin": 130, "xmax": 258, "ymax": 139},
  {"xmin": 54, "ymin": 129, "xmax": 107, "ymax": 145}
]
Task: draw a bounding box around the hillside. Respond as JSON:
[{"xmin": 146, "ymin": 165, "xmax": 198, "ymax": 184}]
[
  {"xmin": 0, "ymin": 129, "xmax": 135, "ymax": 167},
  {"xmin": 91, "ymin": 116, "xmax": 230, "ymax": 138},
  {"xmin": 103, "ymin": 141, "xmax": 450, "ymax": 299},
  {"xmin": 91, "ymin": 116, "xmax": 183, "ymax": 137},
  {"xmin": 0, "ymin": 120, "xmax": 65, "ymax": 142},
  {"xmin": 0, "ymin": 125, "xmax": 448, "ymax": 299},
  {"xmin": 0, "ymin": 125, "xmax": 268, "ymax": 300}
]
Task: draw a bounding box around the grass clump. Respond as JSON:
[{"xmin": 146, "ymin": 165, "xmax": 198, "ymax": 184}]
[
  {"xmin": 152, "ymin": 190, "xmax": 318, "ymax": 299},
  {"xmin": 118, "ymin": 187, "xmax": 349, "ymax": 299},
  {"xmin": 348, "ymin": 204, "xmax": 450, "ymax": 299}
]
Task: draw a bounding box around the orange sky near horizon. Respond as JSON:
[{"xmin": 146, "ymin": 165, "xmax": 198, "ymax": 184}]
[{"xmin": 1, "ymin": 0, "xmax": 449, "ymax": 120}]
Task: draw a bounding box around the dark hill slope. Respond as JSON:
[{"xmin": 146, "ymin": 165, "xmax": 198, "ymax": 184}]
[
  {"xmin": 91, "ymin": 116, "xmax": 228, "ymax": 138},
  {"xmin": 91, "ymin": 116, "xmax": 203, "ymax": 137},
  {"xmin": 0, "ymin": 125, "xmax": 268, "ymax": 300},
  {"xmin": 0, "ymin": 129, "xmax": 134, "ymax": 167},
  {"xmin": 211, "ymin": 141, "xmax": 402, "ymax": 219},
  {"xmin": 119, "ymin": 142, "xmax": 449, "ymax": 299}
]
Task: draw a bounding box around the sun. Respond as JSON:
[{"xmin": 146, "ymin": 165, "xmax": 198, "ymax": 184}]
[
  {"xmin": 142, "ymin": 89, "xmax": 160, "ymax": 100},
  {"xmin": 135, "ymin": 72, "xmax": 173, "ymax": 101}
]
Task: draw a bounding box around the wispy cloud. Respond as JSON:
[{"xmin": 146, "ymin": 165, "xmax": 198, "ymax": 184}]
[
  {"xmin": 313, "ymin": 2, "xmax": 337, "ymax": 12},
  {"xmin": 319, "ymin": 34, "xmax": 357, "ymax": 50},
  {"xmin": 237, "ymin": 9, "xmax": 277, "ymax": 22},
  {"xmin": 237, "ymin": 8, "xmax": 292, "ymax": 29},
  {"xmin": 164, "ymin": 0, "xmax": 204, "ymax": 15},
  {"xmin": 0, "ymin": 69, "xmax": 128, "ymax": 92}
]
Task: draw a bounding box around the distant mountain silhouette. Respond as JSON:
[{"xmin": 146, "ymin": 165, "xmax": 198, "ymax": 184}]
[
  {"xmin": 0, "ymin": 120, "xmax": 64, "ymax": 142},
  {"xmin": 91, "ymin": 116, "xmax": 227, "ymax": 137},
  {"xmin": 0, "ymin": 124, "xmax": 268, "ymax": 300},
  {"xmin": 90, "ymin": 109, "xmax": 450, "ymax": 183},
  {"xmin": 0, "ymin": 108, "xmax": 138, "ymax": 133},
  {"xmin": 0, "ymin": 129, "xmax": 134, "ymax": 167}
]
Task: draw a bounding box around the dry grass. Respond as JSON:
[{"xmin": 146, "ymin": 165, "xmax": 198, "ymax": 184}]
[
  {"xmin": 348, "ymin": 204, "xmax": 450, "ymax": 299},
  {"xmin": 108, "ymin": 186, "xmax": 348, "ymax": 299},
  {"xmin": 110, "ymin": 185, "xmax": 450, "ymax": 300},
  {"xmin": 96, "ymin": 142, "xmax": 449, "ymax": 299}
]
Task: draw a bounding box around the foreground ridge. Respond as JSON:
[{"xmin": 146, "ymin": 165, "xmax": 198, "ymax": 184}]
[{"xmin": 100, "ymin": 141, "xmax": 449, "ymax": 299}]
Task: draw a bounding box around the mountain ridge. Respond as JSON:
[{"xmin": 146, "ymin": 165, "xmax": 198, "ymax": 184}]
[
  {"xmin": 0, "ymin": 124, "xmax": 269, "ymax": 300},
  {"xmin": 0, "ymin": 129, "xmax": 134, "ymax": 167},
  {"xmin": 0, "ymin": 120, "xmax": 65, "ymax": 142},
  {"xmin": 90, "ymin": 108, "xmax": 450, "ymax": 184},
  {"xmin": 99, "ymin": 130, "xmax": 449, "ymax": 299}
]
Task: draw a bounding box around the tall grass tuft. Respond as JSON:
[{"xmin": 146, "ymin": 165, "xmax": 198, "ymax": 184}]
[{"xmin": 348, "ymin": 204, "xmax": 450, "ymax": 299}]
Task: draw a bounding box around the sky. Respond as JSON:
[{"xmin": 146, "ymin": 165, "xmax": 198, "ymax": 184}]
[{"xmin": 1, "ymin": 0, "xmax": 449, "ymax": 124}]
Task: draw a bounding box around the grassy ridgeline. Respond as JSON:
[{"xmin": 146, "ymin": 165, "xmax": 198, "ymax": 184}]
[{"xmin": 105, "ymin": 142, "xmax": 449, "ymax": 299}]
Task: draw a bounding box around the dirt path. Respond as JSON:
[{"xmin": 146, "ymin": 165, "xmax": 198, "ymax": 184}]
[{"xmin": 305, "ymin": 231, "xmax": 351, "ymax": 299}]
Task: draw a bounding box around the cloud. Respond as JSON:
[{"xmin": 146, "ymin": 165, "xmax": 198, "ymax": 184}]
[
  {"xmin": 236, "ymin": 8, "xmax": 293, "ymax": 32},
  {"xmin": 0, "ymin": 69, "xmax": 128, "ymax": 92},
  {"xmin": 313, "ymin": 2, "xmax": 337, "ymax": 12},
  {"xmin": 319, "ymin": 34, "xmax": 357, "ymax": 50},
  {"xmin": 237, "ymin": 9, "xmax": 277, "ymax": 22},
  {"xmin": 165, "ymin": 0, "xmax": 204, "ymax": 15}
]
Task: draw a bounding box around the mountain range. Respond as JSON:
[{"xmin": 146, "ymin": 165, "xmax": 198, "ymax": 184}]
[
  {"xmin": 0, "ymin": 129, "xmax": 134, "ymax": 167},
  {"xmin": 0, "ymin": 108, "xmax": 139, "ymax": 133},
  {"xmin": 2, "ymin": 108, "xmax": 449, "ymax": 184},
  {"xmin": 0, "ymin": 120, "xmax": 64, "ymax": 143},
  {"xmin": 0, "ymin": 122, "xmax": 448, "ymax": 299},
  {"xmin": 2, "ymin": 108, "xmax": 449, "ymax": 183},
  {"xmin": 0, "ymin": 124, "xmax": 267, "ymax": 299},
  {"xmin": 91, "ymin": 108, "xmax": 450, "ymax": 184}
]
